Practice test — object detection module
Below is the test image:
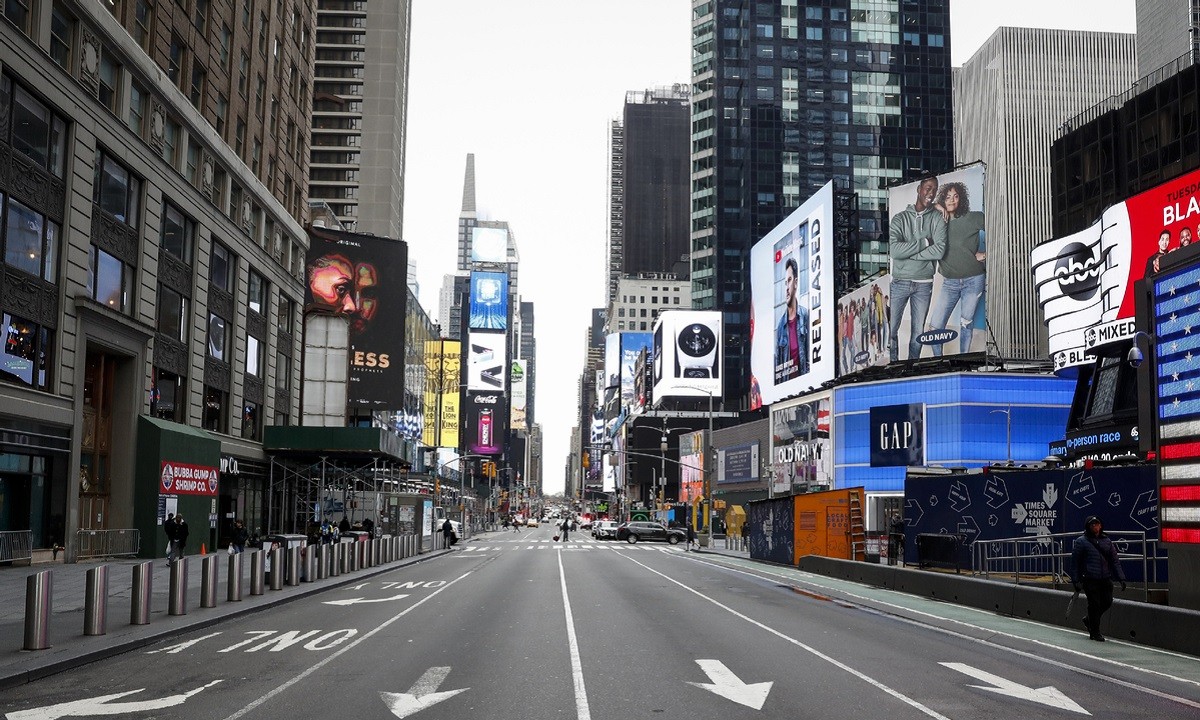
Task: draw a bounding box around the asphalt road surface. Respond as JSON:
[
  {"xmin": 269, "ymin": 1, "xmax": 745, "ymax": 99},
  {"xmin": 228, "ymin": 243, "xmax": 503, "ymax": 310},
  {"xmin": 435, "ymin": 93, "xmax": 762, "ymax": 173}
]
[{"xmin": 4, "ymin": 527, "xmax": 1199, "ymax": 719}]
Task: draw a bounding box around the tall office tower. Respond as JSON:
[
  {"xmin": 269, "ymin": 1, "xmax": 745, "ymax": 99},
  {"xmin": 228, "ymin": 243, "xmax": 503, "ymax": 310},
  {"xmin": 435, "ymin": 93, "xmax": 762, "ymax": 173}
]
[
  {"xmin": 691, "ymin": 2, "xmax": 953, "ymax": 408},
  {"xmin": 955, "ymin": 28, "xmax": 1136, "ymax": 361},
  {"xmin": 1136, "ymin": 0, "xmax": 1200, "ymax": 79},
  {"xmin": 309, "ymin": 0, "xmax": 412, "ymax": 237},
  {"xmin": 607, "ymin": 86, "xmax": 692, "ymax": 305},
  {"xmin": 0, "ymin": 0, "xmax": 313, "ymax": 556},
  {"xmin": 448, "ymin": 154, "xmax": 521, "ymax": 326},
  {"xmin": 519, "ymin": 301, "xmax": 536, "ymax": 424},
  {"xmin": 606, "ymin": 275, "xmax": 691, "ymax": 334}
]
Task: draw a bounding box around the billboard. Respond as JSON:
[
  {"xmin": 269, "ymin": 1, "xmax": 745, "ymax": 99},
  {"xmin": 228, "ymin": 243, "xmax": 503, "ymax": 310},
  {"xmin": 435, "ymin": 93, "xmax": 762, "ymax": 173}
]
[
  {"xmin": 305, "ymin": 226, "xmax": 408, "ymax": 408},
  {"xmin": 464, "ymin": 390, "xmax": 507, "ymax": 455},
  {"xmin": 869, "ymin": 403, "xmax": 925, "ymax": 467},
  {"xmin": 1032, "ymin": 164, "xmax": 1200, "ymax": 370},
  {"xmin": 422, "ymin": 340, "xmax": 460, "ymax": 448},
  {"xmin": 468, "ymin": 271, "xmax": 509, "ymax": 330},
  {"xmin": 470, "ymin": 226, "xmax": 508, "ymax": 264},
  {"xmin": 652, "ymin": 310, "xmax": 723, "ymax": 400},
  {"xmin": 620, "ymin": 332, "xmax": 653, "ymax": 406},
  {"xmin": 679, "ymin": 430, "xmax": 705, "ymax": 502},
  {"xmin": 880, "ymin": 163, "xmax": 988, "ymax": 365},
  {"xmin": 605, "ymin": 333, "xmax": 621, "ymax": 388},
  {"xmin": 466, "ymin": 331, "xmax": 506, "ymax": 391},
  {"xmin": 718, "ymin": 443, "xmax": 759, "ymax": 485},
  {"xmin": 750, "ymin": 182, "xmax": 835, "ymax": 408},
  {"xmin": 510, "ymin": 359, "xmax": 527, "ymax": 430},
  {"xmin": 836, "ymin": 275, "xmax": 891, "ymax": 374},
  {"xmin": 770, "ymin": 391, "xmax": 832, "ymax": 494}
]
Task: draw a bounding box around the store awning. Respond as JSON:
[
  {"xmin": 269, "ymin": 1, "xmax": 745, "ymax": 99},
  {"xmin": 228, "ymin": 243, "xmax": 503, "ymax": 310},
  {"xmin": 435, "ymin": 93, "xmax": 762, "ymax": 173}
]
[{"xmin": 263, "ymin": 426, "xmax": 408, "ymax": 464}]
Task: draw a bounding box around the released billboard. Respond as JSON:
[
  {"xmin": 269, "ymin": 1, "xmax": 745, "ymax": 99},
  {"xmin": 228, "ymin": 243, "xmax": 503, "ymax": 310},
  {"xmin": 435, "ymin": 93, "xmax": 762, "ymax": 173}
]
[
  {"xmin": 422, "ymin": 340, "xmax": 460, "ymax": 448},
  {"xmin": 750, "ymin": 182, "xmax": 835, "ymax": 408},
  {"xmin": 652, "ymin": 310, "xmax": 723, "ymax": 400},
  {"xmin": 620, "ymin": 332, "xmax": 653, "ymax": 406},
  {"xmin": 305, "ymin": 226, "xmax": 408, "ymax": 408},
  {"xmin": 770, "ymin": 392, "xmax": 832, "ymax": 494},
  {"xmin": 466, "ymin": 331, "xmax": 506, "ymax": 391},
  {"xmin": 1032, "ymin": 164, "xmax": 1200, "ymax": 370},
  {"xmin": 468, "ymin": 271, "xmax": 509, "ymax": 330},
  {"xmin": 470, "ymin": 226, "xmax": 508, "ymax": 264},
  {"xmin": 510, "ymin": 359, "xmax": 527, "ymax": 430},
  {"xmin": 464, "ymin": 390, "xmax": 507, "ymax": 455},
  {"xmin": 880, "ymin": 164, "xmax": 988, "ymax": 365}
]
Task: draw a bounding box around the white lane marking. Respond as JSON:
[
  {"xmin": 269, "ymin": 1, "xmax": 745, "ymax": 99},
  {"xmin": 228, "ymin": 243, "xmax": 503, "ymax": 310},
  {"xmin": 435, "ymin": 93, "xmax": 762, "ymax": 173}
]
[
  {"xmin": 323, "ymin": 593, "xmax": 410, "ymax": 606},
  {"xmin": 219, "ymin": 571, "xmax": 474, "ymax": 720},
  {"xmin": 558, "ymin": 548, "xmax": 593, "ymax": 720},
  {"xmin": 940, "ymin": 663, "xmax": 1089, "ymax": 715},
  {"xmin": 687, "ymin": 659, "xmax": 773, "ymax": 709},
  {"xmin": 379, "ymin": 666, "xmax": 468, "ymax": 719},
  {"xmin": 146, "ymin": 631, "xmax": 223, "ymax": 654},
  {"xmin": 8, "ymin": 680, "xmax": 222, "ymax": 720},
  {"xmin": 621, "ymin": 554, "xmax": 951, "ymax": 720}
]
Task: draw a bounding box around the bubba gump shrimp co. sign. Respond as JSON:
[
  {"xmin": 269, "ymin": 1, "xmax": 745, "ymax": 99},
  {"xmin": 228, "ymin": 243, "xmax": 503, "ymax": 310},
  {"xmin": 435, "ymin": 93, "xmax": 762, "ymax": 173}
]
[{"xmin": 160, "ymin": 461, "xmax": 219, "ymax": 496}]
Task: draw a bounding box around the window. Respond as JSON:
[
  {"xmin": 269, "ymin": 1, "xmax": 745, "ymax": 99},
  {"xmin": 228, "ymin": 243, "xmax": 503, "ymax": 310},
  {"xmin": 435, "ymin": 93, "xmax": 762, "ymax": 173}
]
[
  {"xmin": 247, "ymin": 271, "xmax": 265, "ymax": 314},
  {"xmin": 161, "ymin": 202, "xmax": 193, "ymax": 262},
  {"xmin": 50, "ymin": 5, "xmax": 74, "ymax": 70},
  {"xmin": 97, "ymin": 49, "xmax": 120, "ymax": 112},
  {"xmin": 202, "ymin": 384, "xmax": 227, "ymax": 432},
  {"xmin": 276, "ymin": 295, "xmax": 292, "ymax": 331},
  {"xmin": 241, "ymin": 401, "xmax": 260, "ymax": 440},
  {"xmin": 185, "ymin": 140, "xmax": 201, "ymax": 186},
  {"xmin": 94, "ymin": 150, "xmax": 141, "ymax": 227},
  {"xmin": 0, "ymin": 312, "xmax": 51, "ymax": 391},
  {"xmin": 214, "ymin": 93, "xmax": 228, "ymax": 134},
  {"xmin": 127, "ymin": 81, "xmax": 147, "ymax": 135},
  {"xmin": 9, "ymin": 83, "xmax": 67, "ymax": 177},
  {"xmin": 275, "ymin": 351, "xmax": 290, "ymax": 393},
  {"xmin": 86, "ymin": 245, "xmax": 133, "ymax": 311},
  {"xmin": 162, "ymin": 116, "xmax": 179, "ymax": 166},
  {"xmin": 219, "ymin": 23, "xmax": 232, "ymax": 68},
  {"xmin": 229, "ymin": 184, "xmax": 242, "ymax": 223},
  {"xmin": 189, "ymin": 63, "xmax": 206, "ymax": 108},
  {"xmin": 254, "ymin": 74, "xmax": 264, "ymax": 117},
  {"xmin": 156, "ymin": 285, "xmax": 187, "ymax": 341},
  {"xmin": 150, "ymin": 367, "xmax": 185, "ymax": 422},
  {"xmin": 235, "ymin": 118, "xmax": 245, "ymax": 155},
  {"xmin": 238, "ymin": 52, "xmax": 249, "ymax": 96},
  {"xmin": 245, "ymin": 334, "xmax": 263, "ymax": 377},
  {"xmin": 3, "ymin": 0, "xmax": 30, "ymax": 33},
  {"xmin": 206, "ymin": 312, "xmax": 229, "ymax": 361},
  {"xmin": 251, "ymin": 139, "xmax": 261, "ymax": 173},
  {"xmin": 133, "ymin": 0, "xmax": 153, "ymax": 51},
  {"xmin": 4, "ymin": 196, "xmax": 59, "ymax": 282},
  {"xmin": 209, "ymin": 242, "xmax": 233, "ymax": 291},
  {"xmin": 257, "ymin": 12, "xmax": 268, "ymax": 55},
  {"xmin": 193, "ymin": 0, "xmax": 207, "ymax": 32}
]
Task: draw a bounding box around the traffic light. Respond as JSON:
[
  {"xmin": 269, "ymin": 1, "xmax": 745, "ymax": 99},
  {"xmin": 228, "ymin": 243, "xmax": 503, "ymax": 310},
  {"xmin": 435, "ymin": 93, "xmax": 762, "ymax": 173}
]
[{"xmin": 582, "ymin": 452, "xmax": 590, "ymax": 469}]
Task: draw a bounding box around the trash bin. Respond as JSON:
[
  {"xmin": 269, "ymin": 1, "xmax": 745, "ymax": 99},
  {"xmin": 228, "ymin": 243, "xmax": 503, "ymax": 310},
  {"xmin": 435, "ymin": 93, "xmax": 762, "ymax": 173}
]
[{"xmin": 915, "ymin": 533, "xmax": 963, "ymax": 572}]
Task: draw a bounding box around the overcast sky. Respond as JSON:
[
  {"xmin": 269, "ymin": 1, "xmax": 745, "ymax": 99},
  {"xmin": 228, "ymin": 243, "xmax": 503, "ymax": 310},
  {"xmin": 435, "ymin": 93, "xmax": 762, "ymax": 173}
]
[{"xmin": 402, "ymin": 1, "xmax": 1136, "ymax": 496}]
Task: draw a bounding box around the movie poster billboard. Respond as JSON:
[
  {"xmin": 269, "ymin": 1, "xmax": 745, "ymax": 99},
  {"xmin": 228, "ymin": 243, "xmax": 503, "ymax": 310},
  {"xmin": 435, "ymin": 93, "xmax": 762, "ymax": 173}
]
[
  {"xmin": 1032, "ymin": 164, "xmax": 1200, "ymax": 370},
  {"xmin": 620, "ymin": 332, "xmax": 652, "ymax": 406},
  {"xmin": 471, "ymin": 226, "xmax": 508, "ymax": 264},
  {"xmin": 652, "ymin": 310, "xmax": 723, "ymax": 400},
  {"xmin": 881, "ymin": 163, "xmax": 988, "ymax": 365},
  {"xmin": 750, "ymin": 182, "xmax": 835, "ymax": 408},
  {"xmin": 510, "ymin": 359, "xmax": 527, "ymax": 430},
  {"xmin": 468, "ymin": 271, "xmax": 509, "ymax": 330},
  {"xmin": 466, "ymin": 331, "xmax": 506, "ymax": 391},
  {"xmin": 464, "ymin": 390, "xmax": 507, "ymax": 455},
  {"xmin": 422, "ymin": 340, "xmax": 460, "ymax": 448},
  {"xmin": 770, "ymin": 391, "xmax": 832, "ymax": 494},
  {"xmin": 305, "ymin": 226, "xmax": 408, "ymax": 408}
]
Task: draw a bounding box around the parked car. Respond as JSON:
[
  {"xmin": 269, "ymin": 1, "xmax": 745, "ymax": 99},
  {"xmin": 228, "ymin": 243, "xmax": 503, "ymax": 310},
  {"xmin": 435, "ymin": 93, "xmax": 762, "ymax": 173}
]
[
  {"xmin": 592, "ymin": 520, "xmax": 619, "ymax": 540},
  {"xmin": 616, "ymin": 521, "xmax": 685, "ymax": 544}
]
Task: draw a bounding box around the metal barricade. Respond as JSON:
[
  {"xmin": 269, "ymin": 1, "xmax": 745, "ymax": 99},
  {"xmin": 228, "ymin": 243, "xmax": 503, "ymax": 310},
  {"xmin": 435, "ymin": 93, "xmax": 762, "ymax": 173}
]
[
  {"xmin": 0, "ymin": 530, "xmax": 33, "ymax": 562},
  {"xmin": 24, "ymin": 570, "xmax": 52, "ymax": 650},
  {"xmin": 84, "ymin": 565, "xmax": 108, "ymax": 636},
  {"xmin": 75, "ymin": 529, "xmax": 141, "ymax": 559}
]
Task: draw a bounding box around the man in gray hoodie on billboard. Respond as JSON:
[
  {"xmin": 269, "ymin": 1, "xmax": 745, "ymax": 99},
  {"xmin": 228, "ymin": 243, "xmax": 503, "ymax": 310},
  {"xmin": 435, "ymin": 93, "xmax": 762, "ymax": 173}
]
[{"xmin": 888, "ymin": 176, "xmax": 947, "ymax": 362}]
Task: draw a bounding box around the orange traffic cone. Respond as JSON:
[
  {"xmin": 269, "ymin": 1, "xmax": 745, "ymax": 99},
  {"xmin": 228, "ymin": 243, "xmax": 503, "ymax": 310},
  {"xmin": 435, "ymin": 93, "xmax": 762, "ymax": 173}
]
[{"xmin": 200, "ymin": 543, "xmax": 207, "ymax": 555}]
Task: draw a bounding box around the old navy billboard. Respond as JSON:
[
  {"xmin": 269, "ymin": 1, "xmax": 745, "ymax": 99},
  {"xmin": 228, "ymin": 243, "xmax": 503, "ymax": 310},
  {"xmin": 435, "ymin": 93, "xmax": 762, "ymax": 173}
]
[
  {"xmin": 770, "ymin": 392, "xmax": 832, "ymax": 494},
  {"xmin": 305, "ymin": 226, "xmax": 408, "ymax": 408},
  {"xmin": 1033, "ymin": 164, "xmax": 1200, "ymax": 371},
  {"xmin": 750, "ymin": 182, "xmax": 835, "ymax": 408}
]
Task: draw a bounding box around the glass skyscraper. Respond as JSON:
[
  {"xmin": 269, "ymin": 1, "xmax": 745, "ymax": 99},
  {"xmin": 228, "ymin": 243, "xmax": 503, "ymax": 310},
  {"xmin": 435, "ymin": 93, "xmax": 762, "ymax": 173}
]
[{"xmin": 691, "ymin": 0, "xmax": 953, "ymax": 408}]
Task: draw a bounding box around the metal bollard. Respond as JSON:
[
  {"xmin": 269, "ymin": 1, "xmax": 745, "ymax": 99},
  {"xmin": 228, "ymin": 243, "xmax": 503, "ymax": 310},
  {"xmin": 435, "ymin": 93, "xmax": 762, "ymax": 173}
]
[
  {"xmin": 316, "ymin": 545, "xmax": 328, "ymax": 580},
  {"xmin": 285, "ymin": 547, "xmax": 301, "ymax": 586},
  {"xmin": 304, "ymin": 546, "xmax": 317, "ymax": 582},
  {"xmin": 366, "ymin": 539, "xmax": 376, "ymax": 567},
  {"xmin": 131, "ymin": 561, "xmax": 153, "ymax": 625},
  {"xmin": 362, "ymin": 540, "xmax": 372, "ymax": 569},
  {"xmin": 358, "ymin": 540, "xmax": 367, "ymax": 568},
  {"xmin": 23, "ymin": 570, "xmax": 53, "ymax": 650},
  {"xmin": 331, "ymin": 543, "xmax": 342, "ymax": 577},
  {"xmin": 385, "ymin": 537, "xmax": 393, "ymax": 563},
  {"xmin": 249, "ymin": 550, "xmax": 265, "ymax": 596},
  {"xmin": 84, "ymin": 565, "xmax": 109, "ymax": 636},
  {"xmin": 269, "ymin": 548, "xmax": 283, "ymax": 590},
  {"xmin": 168, "ymin": 558, "xmax": 189, "ymax": 616},
  {"xmin": 373, "ymin": 538, "xmax": 382, "ymax": 565},
  {"xmin": 348, "ymin": 543, "xmax": 358, "ymax": 572},
  {"xmin": 200, "ymin": 555, "xmax": 218, "ymax": 608},
  {"xmin": 228, "ymin": 552, "xmax": 243, "ymax": 601}
]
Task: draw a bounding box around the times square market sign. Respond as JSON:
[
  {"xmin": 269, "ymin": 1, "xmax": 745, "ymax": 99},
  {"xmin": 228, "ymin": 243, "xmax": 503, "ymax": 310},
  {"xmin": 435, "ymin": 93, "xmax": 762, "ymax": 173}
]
[{"xmin": 160, "ymin": 461, "xmax": 219, "ymax": 496}]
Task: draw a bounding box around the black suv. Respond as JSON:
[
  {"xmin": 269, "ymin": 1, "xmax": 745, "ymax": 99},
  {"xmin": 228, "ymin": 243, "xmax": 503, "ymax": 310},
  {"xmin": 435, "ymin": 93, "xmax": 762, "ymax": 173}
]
[{"xmin": 616, "ymin": 521, "xmax": 686, "ymax": 544}]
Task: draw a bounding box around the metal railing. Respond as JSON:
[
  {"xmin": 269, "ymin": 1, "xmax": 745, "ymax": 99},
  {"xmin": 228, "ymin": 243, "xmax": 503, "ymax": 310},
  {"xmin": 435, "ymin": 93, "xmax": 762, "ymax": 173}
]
[
  {"xmin": 76, "ymin": 529, "xmax": 141, "ymax": 559},
  {"xmin": 972, "ymin": 530, "xmax": 1162, "ymax": 602},
  {"xmin": 0, "ymin": 530, "xmax": 33, "ymax": 562}
]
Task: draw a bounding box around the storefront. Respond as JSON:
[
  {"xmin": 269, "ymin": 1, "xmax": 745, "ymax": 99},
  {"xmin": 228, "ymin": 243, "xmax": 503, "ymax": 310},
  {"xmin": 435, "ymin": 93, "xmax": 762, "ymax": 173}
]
[
  {"xmin": 133, "ymin": 416, "xmax": 221, "ymax": 558},
  {"xmin": 0, "ymin": 417, "xmax": 71, "ymax": 550}
]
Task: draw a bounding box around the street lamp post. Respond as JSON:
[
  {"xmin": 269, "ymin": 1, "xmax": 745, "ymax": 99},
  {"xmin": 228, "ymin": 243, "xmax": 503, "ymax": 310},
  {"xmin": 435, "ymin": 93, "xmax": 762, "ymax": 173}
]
[
  {"xmin": 990, "ymin": 408, "xmax": 1012, "ymax": 463},
  {"xmin": 673, "ymin": 385, "xmax": 717, "ymax": 545}
]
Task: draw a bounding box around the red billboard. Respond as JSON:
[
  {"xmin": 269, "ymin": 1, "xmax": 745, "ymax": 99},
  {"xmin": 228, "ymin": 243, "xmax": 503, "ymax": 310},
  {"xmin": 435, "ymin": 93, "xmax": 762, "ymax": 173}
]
[{"xmin": 160, "ymin": 461, "xmax": 219, "ymax": 496}]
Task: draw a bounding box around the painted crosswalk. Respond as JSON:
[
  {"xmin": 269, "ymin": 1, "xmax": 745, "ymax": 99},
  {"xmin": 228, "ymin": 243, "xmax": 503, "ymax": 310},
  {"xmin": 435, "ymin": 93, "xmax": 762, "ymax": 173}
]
[{"xmin": 454, "ymin": 541, "xmax": 683, "ymax": 553}]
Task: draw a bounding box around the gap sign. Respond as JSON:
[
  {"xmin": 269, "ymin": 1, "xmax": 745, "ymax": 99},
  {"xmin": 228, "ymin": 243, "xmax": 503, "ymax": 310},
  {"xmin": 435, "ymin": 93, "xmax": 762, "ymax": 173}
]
[{"xmin": 870, "ymin": 403, "xmax": 924, "ymax": 467}]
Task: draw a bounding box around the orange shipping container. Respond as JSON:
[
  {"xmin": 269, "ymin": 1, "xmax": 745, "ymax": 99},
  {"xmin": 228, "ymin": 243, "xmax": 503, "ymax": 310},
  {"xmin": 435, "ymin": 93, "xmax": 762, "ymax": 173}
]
[{"xmin": 792, "ymin": 487, "xmax": 865, "ymax": 564}]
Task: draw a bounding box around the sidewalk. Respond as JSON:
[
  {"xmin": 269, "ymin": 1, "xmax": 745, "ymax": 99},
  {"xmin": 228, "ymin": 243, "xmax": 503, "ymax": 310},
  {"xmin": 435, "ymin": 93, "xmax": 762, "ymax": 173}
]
[{"xmin": 0, "ymin": 537, "xmax": 460, "ymax": 691}]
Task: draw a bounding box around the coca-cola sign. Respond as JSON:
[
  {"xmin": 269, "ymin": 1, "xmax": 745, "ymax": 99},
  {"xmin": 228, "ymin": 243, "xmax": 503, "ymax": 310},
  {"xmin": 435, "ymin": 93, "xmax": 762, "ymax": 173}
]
[{"xmin": 473, "ymin": 393, "xmax": 500, "ymax": 404}]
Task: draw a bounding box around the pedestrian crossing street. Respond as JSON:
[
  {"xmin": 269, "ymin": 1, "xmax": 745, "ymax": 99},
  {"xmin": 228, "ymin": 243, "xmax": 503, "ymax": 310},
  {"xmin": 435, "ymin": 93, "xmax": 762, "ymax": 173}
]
[{"xmin": 456, "ymin": 539, "xmax": 685, "ymax": 553}]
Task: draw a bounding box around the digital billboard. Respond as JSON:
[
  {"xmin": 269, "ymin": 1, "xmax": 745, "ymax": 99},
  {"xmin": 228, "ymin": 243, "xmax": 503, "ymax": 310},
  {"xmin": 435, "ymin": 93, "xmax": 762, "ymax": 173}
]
[
  {"xmin": 464, "ymin": 390, "xmax": 507, "ymax": 455},
  {"xmin": 879, "ymin": 163, "xmax": 988, "ymax": 365},
  {"xmin": 466, "ymin": 331, "xmax": 506, "ymax": 391},
  {"xmin": 1033, "ymin": 164, "xmax": 1200, "ymax": 370},
  {"xmin": 510, "ymin": 359, "xmax": 527, "ymax": 430},
  {"xmin": 770, "ymin": 391, "xmax": 832, "ymax": 494},
  {"xmin": 422, "ymin": 340, "xmax": 460, "ymax": 448},
  {"xmin": 605, "ymin": 333, "xmax": 620, "ymax": 389},
  {"xmin": 468, "ymin": 271, "xmax": 509, "ymax": 330},
  {"xmin": 750, "ymin": 182, "xmax": 835, "ymax": 408},
  {"xmin": 470, "ymin": 226, "xmax": 508, "ymax": 264},
  {"xmin": 652, "ymin": 310, "xmax": 723, "ymax": 400},
  {"xmin": 679, "ymin": 430, "xmax": 705, "ymax": 503},
  {"xmin": 620, "ymin": 332, "xmax": 652, "ymax": 406},
  {"xmin": 305, "ymin": 226, "xmax": 408, "ymax": 408}
]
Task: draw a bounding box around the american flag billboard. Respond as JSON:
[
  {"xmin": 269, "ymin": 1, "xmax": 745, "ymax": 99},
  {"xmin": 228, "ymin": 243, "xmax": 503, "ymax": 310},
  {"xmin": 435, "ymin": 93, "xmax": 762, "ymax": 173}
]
[{"xmin": 1153, "ymin": 263, "xmax": 1200, "ymax": 543}]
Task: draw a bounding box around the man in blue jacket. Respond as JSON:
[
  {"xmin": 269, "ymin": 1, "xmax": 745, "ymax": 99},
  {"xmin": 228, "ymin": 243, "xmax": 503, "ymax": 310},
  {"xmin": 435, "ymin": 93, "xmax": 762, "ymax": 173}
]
[{"xmin": 1071, "ymin": 515, "xmax": 1126, "ymax": 641}]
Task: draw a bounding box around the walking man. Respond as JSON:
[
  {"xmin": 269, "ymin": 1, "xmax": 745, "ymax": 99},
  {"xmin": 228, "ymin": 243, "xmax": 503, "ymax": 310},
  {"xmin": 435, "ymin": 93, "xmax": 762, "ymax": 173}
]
[
  {"xmin": 560, "ymin": 516, "xmax": 571, "ymax": 542},
  {"xmin": 164, "ymin": 512, "xmax": 177, "ymax": 564},
  {"xmin": 171, "ymin": 514, "xmax": 189, "ymax": 563},
  {"xmin": 1071, "ymin": 515, "xmax": 1126, "ymax": 641}
]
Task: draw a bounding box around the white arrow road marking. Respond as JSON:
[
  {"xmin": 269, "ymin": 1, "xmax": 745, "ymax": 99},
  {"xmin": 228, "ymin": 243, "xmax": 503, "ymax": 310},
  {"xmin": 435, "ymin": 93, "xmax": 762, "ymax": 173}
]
[
  {"xmin": 322, "ymin": 593, "xmax": 409, "ymax": 606},
  {"xmin": 379, "ymin": 667, "xmax": 468, "ymax": 719},
  {"xmin": 686, "ymin": 659, "xmax": 773, "ymax": 710},
  {"xmin": 7, "ymin": 680, "xmax": 222, "ymax": 720},
  {"xmin": 940, "ymin": 662, "xmax": 1090, "ymax": 715}
]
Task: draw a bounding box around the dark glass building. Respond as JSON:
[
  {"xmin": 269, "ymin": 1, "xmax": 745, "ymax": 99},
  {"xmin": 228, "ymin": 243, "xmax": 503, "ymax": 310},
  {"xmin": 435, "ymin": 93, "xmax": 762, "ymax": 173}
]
[{"xmin": 691, "ymin": 1, "xmax": 954, "ymax": 408}]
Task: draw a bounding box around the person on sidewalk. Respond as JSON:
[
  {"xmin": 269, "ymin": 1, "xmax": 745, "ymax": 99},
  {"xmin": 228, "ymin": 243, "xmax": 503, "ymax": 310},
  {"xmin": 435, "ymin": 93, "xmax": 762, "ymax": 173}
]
[
  {"xmin": 685, "ymin": 523, "xmax": 697, "ymax": 552},
  {"xmin": 1071, "ymin": 515, "xmax": 1127, "ymax": 641},
  {"xmin": 560, "ymin": 517, "xmax": 570, "ymax": 542},
  {"xmin": 231, "ymin": 519, "xmax": 248, "ymax": 554},
  {"xmin": 442, "ymin": 517, "xmax": 456, "ymax": 547},
  {"xmin": 171, "ymin": 515, "xmax": 189, "ymax": 563},
  {"xmin": 164, "ymin": 512, "xmax": 178, "ymax": 564}
]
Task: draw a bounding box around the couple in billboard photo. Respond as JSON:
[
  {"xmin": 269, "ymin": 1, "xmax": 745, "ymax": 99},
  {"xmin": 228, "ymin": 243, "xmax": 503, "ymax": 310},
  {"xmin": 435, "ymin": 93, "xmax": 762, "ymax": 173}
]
[{"xmin": 887, "ymin": 166, "xmax": 987, "ymax": 362}]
